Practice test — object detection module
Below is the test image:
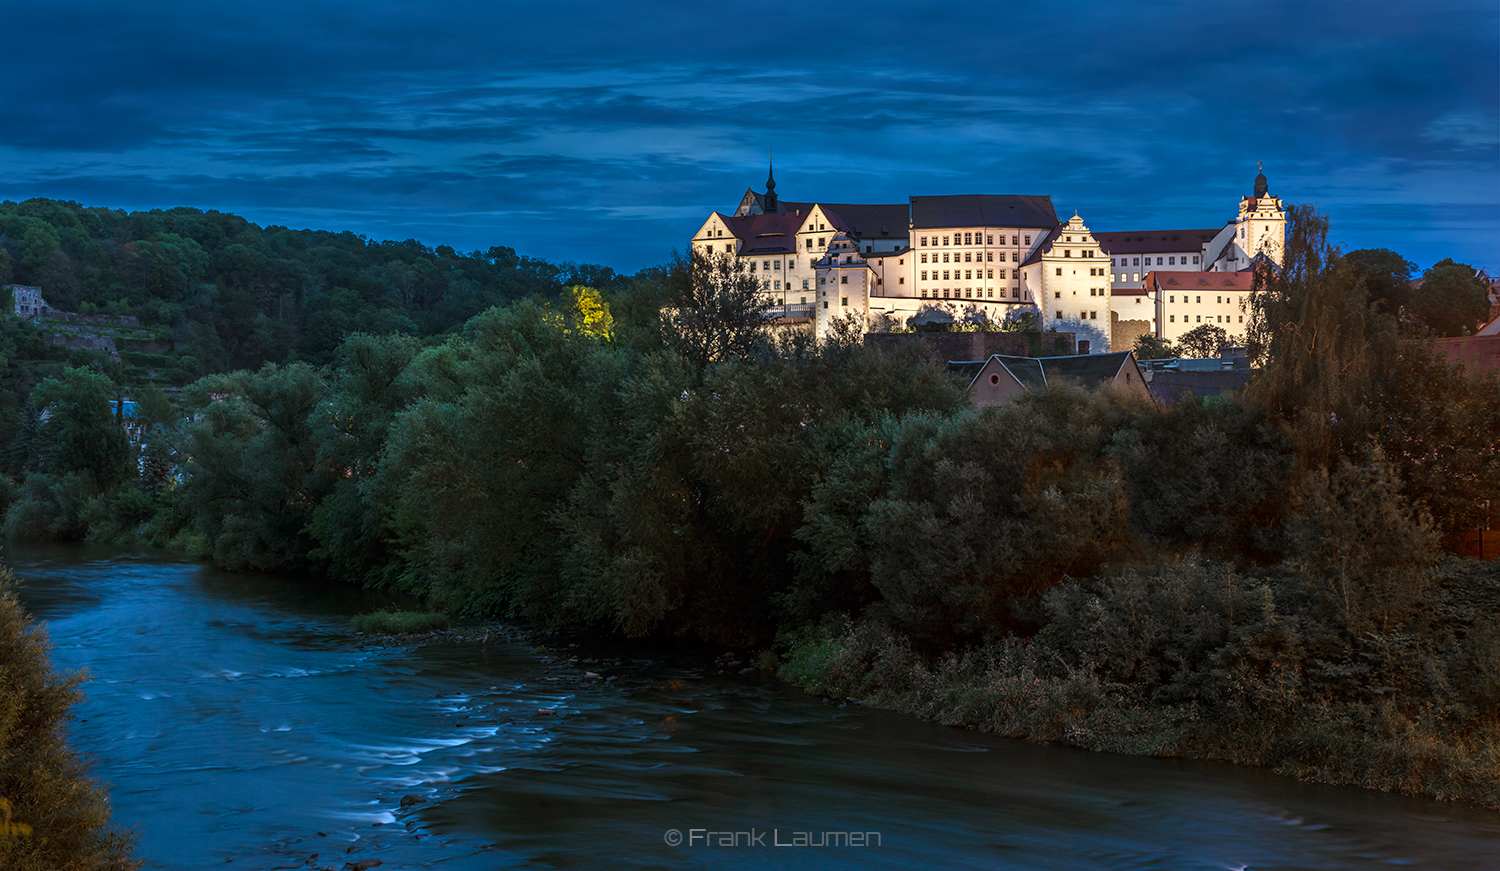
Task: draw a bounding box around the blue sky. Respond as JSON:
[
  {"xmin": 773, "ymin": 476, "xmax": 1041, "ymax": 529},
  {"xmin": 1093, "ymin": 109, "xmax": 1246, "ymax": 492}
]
[{"xmin": 1, "ymin": 1, "xmax": 1495, "ymax": 274}]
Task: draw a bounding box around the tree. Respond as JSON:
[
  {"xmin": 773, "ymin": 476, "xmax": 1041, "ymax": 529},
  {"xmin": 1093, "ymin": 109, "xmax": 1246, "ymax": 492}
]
[
  {"xmin": 660, "ymin": 249, "xmax": 769, "ymax": 370},
  {"xmin": 1175, "ymin": 324, "xmax": 1228, "ymax": 358},
  {"xmin": 566, "ymin": 285, "xmax": 615, "ymax": 341},
  {"xmin": 31, "ymin": 368, "xmax": 130, "ymax": 491},
  {"xmin": 1341, "ymin": 248, "xmax": 1415, "ymax": 315},
  {"xmin": 1132, "ymin": 333, "xmax": 1176, "ymax": 360},
  {"xmin": 1410, "ymin": 259, "xmax": 1490, "ymax": 336}
]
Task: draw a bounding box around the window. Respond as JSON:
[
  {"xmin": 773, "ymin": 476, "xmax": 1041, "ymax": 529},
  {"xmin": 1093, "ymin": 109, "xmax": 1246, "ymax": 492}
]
[
  {"xmin": 1055, "ymin": 291, "xmax": 1061, "ymax": 299},
  {"xmin": 987, "ymin": 269, "xmax": 994, "ymax": 279},
  {"xmin": 1169, "ymin": 256, "xmax": 1175, "ymax": 265},
  {"xmin": 800, "ymin": 296, "xmax": 806, "ymax": 304},
  {"xmin": 965, "ymin": 253, "xmax": 972, "ymax": 262},
  {"xmin": 1090, "ymin": 311, "xmax": 1097, "ymax": 320},
  {"xmin": 763, "ymin": 280, "xmax": 770, "ymax": 290},
  {"xmin": 1170, "ymin": 315, "xmax": 1174, "ymax": 322},
  {"xmin": 1216, "ymin": 296, "xmax": 1221, "ymax": 304},
  {"xmin": 1011, "ymin": 288, "xmax": 1019, "ymax": 299},
  {"xmin": 726, "ymin": 244, "xmax": 732, "ymax": 252},
  {"xmin": 921, "ymin": 270, "xmax": 928, "ymax": 280},
  {"xmin": 920, "ymin": 236, "xmax": 928, "ymax": 246},
  {"xmin": 1012, "ymin": 269, "xmax": 1018, "ymax": 279},
  {"xmin": 987, "ymin": 235, "xmax": 993, "ymax": 244},
  {"xmin": 922, "ymin": 289, "xmax": 928, "ymax": 298},
  {"xmin": 841, "ymin": 275, "xmax": 848, "ymax": 284},
  {"xmin": 1024, "ymin": 236, "xmax": 1031, "ymax": 245},
  {"xmin": 763, "ymin": 260, "xmax": 771, "ymax": 270},
  {"xmin": 841, "ymin": 297, "xmax": 848, "ymax": 306},
  {"xmin": 943, "ymin": 253, "xmax": 950, "ymax": 263},
  {"xmin": 818, "ymin": 237, "xmax": 825, "ymax": 246},
  {"xmin": 802, "ymin": 279, "xmax": 809, "ymax": 289},
  {"xmin": 750, "ymin": 261, "xmax": 757, "ymax": 272},
  {"xmin": 1196, "ymin": 315, "xmax": 1202, "ymax": 322},
  {"xmin": 899, "ymin": 277, "xmax": 904, "ymax": 284},
  {"xmin": 943, "ymin": 236, "xmax": 950, "ymax": 245},
  {"xmin": 806, "ymin": 239, "xmax": 813, "ymax": 249},
  {"xmin": 1056, "ymin": 267, "xmax": 1062, "ymax": 276},
  {"xmin": 1132, "ymin": 273, "xmax": 1138, "ymax": 281},
  {"xmin": 986, "ymin": 252, "xmax": 993, "ymax": 261},
  {"xmin": 788, "ymin": 258, "xmax": 795, "ymax": 269},
  {"xmin": 1192, "ymin": 255, "xmax": 1199, "ymax": 265},
  {"xmin": 965, "ymin": 270, "xmax": 972, "ymax": 279},
  {"xmin": 943, "ymin": 270, "xmax": 950, "ymax": 280},
  {"xmin": 1011, "ymin": 235, "xmax": 1018, "ymax": 245},
  {"xmin": 774, "ymin": 280, "xmax": 781, "ymax": 290},
  {"xmin": 986, "ymin": 288, "xmax": 993, "ymax": 298},
  {"xmin": 920, "ymin": 253, "xmax": 928, "ymax": 263},
  {"xmin": 1064, "ymin": 250, "xmax": 1071, "ymax": 258},
  {"xmin": 877, "ymin": 278, "xmax": 882, "ymax": 286},
  {"xmin": 1196, "ymin": 296, "xmax": 1201, "ymax": 303},
  {"xmin": 964, "ymin": 233, "xmax": 972, "ymax": 244},
  {"xmin": 1055, "ymin": 311, "xmax": 1062, "ymax": 319}
]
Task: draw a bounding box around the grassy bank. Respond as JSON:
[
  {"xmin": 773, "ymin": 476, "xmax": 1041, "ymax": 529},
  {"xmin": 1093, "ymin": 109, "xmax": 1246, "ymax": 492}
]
[{"xmin": 777, "ymin": 556, "xmax": 1500, "ymax": 809}]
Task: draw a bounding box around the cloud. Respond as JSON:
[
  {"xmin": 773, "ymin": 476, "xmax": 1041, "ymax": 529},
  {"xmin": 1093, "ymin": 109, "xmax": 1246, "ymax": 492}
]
[{"xmin": 0, "ymin": 0, "xmax": 1492, "ymax": 272}]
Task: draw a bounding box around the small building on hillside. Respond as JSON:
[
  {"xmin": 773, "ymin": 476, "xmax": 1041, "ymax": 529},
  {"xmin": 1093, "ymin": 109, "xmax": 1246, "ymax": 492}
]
[
  {"xmin": 947, "ymin": 350, "xmax": 1151, "ymax": 408},
  {"xmin": 6, "ymin": 285, "xmax": 49, "ymax": 320}
]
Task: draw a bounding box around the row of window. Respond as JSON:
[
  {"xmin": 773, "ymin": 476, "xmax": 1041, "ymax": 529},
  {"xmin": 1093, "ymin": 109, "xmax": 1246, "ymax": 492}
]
[
  {"xmin": 920, "ymin": 251, "xmax": 1019, "ymax": 264},
  {"xmin": 1114, "ymin": 255, "xmax": 1199, "ymax": 267},
  {"xmin": 919, "ymin": 269, "xmax": 1021, "ymax": 281},
  {"xmin": 1167, "ymin": 294, "xmax": 1240, "ymax": 304},
  {"xmin": 1169, "ymin": 314, "xmax": 1244, "ymax": 324},
  {"xmin": 1059, "ymin": 249, "xmax": 1096, "ymax": 258},
  {"xmin": 918, "ymin": 234, "xmax": 1032, "ymax": 247},
  {"xmin": 920, "ymin": 288, "xmax": 1026, "ymax": 300},
  {"xmin": 750, "ymin": 259, "xmax": 794, "ymax": 271},
  {"xmin": 1052, "ymin": 311, "xmax": 1101, "ymax": 320}
]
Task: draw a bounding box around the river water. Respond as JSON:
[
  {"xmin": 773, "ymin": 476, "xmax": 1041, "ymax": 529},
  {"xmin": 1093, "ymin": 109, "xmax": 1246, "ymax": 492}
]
[{"xmin": 9, "ymin": 545, "xmax": 1499, "ymax": 870}]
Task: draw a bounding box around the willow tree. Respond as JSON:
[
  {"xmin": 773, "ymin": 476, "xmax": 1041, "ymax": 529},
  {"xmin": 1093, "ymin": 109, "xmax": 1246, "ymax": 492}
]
[{"xmin": 1243, "ymin": 204, "xmax": 1401, "ymax": 466}]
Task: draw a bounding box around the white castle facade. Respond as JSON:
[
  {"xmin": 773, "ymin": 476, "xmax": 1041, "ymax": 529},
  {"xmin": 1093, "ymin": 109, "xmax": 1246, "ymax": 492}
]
[{"xmin": 690, "ymin": 166, "xmax": 1285, "ymax": 352}]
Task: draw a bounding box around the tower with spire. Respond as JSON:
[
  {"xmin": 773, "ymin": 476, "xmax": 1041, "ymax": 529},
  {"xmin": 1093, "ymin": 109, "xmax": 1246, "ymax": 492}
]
[
  {"xmin": 764, "ymin": 154, "xmax": 778, "ymax": 213},
  {"xmin": 1226, "ymin": 164, "xmax": 1284, "ymax": 270}
]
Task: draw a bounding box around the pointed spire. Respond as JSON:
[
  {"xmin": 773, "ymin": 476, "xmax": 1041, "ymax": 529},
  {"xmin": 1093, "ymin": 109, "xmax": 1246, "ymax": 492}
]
[{"xmin": 763, "ymin": 150, "xmax": 778, "ymax": 212}]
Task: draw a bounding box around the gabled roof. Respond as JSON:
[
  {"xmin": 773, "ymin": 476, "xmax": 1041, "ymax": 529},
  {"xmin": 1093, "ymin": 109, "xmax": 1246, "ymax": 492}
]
[
  {"xmin": 1112, "ymin": 284, "xmax": 1149, "ymax": 296},
  {"xmin": 1149, "ymin": 270, "xmax": 1256, "ymax": 291},
  {"xmin": 1095, "ymin": 228, "xmax": 1226, "ymax": 254},
  {"xmin": 911, "ymin": 195, "xmax": 1058, "ymax": 230},
  {"xmin": 947, "ymin": 351, "xmax": 1137, "ymax": 393},
  {"xmin": 1021, "ymin": 225, "xmax": 1063, "ymax": 267}
]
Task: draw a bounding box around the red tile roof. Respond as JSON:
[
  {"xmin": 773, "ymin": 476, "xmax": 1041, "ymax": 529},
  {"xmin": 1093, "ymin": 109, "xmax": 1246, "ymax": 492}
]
[{"xmin": 1148, "ymin": 270, "xmax": 1256, "ymax": 290}]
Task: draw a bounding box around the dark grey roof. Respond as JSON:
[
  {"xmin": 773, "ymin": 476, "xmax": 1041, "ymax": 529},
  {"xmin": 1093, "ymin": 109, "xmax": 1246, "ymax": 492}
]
[
  {"xmin": 1147, "ymin": 370, "xmax": 1253, "ymax": 406},
  {"xmin": 911, "ymin": 195, "xmax": 1058, "ymax": 230},
  {"xmin": 1094, "ymin": 228, "xmax": 1226, "ymax": 255},
  {"xmin": 945, "ymin": 360, "xmax": 989, "ymax": 385},
  {"xmin": 1039, "ymin": 351, "xmax": 1132, "ymax": 387},
  {"xmin": 1002, "ymin": 356, "xmax": 1046, "ymax": 391},
  {"xmin": 819, "ymin": 203, "xmax": 910, "ymax": 239}
]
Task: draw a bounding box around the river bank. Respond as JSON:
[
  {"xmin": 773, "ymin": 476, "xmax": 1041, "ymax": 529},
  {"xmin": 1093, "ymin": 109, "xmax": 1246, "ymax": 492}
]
[{"xmin": 776, "ymin": 555, "xmax": 1500, "ymax": 811}]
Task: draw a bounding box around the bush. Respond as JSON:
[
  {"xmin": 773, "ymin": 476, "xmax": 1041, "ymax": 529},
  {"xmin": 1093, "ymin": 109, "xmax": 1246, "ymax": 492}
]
[
  {"xmin": 349, "ymin": 610, "xmax": 450, "ymax": 635},
  {"xmin": 0, "ymin": 566, "xmax": 139, "ymax": 870}
]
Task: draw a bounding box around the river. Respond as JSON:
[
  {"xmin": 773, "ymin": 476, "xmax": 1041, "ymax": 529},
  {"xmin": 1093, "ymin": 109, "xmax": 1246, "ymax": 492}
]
[{"xmin": 9, "ymin": 545, "xmax": 1499, "ymax": 869}]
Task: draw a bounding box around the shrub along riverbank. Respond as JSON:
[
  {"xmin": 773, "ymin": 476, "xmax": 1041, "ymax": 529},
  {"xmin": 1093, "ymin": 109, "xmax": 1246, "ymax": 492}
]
[{"xmin": 5, "ymin": 208, "xmax": 1499, "ymax": 806}]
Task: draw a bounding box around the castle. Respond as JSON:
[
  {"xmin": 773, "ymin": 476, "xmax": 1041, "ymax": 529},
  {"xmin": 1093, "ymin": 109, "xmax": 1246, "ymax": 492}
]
[{"xmin": 691, "ymin": 166, "xmax": 1285, "ymax": 352}]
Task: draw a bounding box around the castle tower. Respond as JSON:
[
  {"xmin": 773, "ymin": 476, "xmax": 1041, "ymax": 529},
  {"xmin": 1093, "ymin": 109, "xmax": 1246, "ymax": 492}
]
[
  {"xmin": 763, "ymin": 156, "xmax": 778, "ymax": 213},
  {"xmin": 1235, "ymin": 166, "xmax": 1285, "ymax": 268}
]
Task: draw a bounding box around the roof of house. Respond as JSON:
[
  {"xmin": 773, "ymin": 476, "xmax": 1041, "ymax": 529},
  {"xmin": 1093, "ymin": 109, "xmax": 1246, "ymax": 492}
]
[
  {"xmin": 1095, "ymin": 228, "xmax": 1226, "ymax": 255},
  {"xmin": 911, "ymin": 195, "xmax": 1059, "ymax": 230},
  {"xmin": 1148, "ymin": 270, "xmax": 1257, "ymax": 291},
  {"xmin": 1112, "ymin": 284, "xmax": 1149, "ymax": 296},
  {"xmin": 1147, "ymin": 370, "xmax": 1254, "ymax": 406},
  {"xmin": 947, "ymin": 350, "xmax": 1136, "ymax": 393},
  {"xmin": 817, "ymin": 203, "xmax": 910, "ymax": 239}
]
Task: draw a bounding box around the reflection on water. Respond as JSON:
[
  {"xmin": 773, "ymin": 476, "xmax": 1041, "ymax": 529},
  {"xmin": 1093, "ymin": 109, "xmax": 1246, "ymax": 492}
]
[{"xmin": 9, "ymin": 544, "xmax": 1500, "ymax": 870}]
